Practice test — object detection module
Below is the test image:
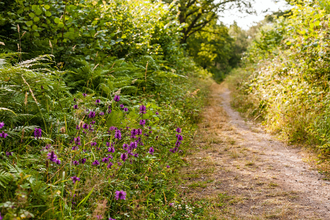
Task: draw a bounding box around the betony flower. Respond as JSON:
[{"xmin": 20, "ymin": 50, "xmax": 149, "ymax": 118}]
[
  {"xmin": 121, "ymin": 153, "xmax": 127, "ymax": 162},
  {"xmin": 73, "ymin": 160, "xmax": 79, "ymax": 165},
  {"xmin": 55, "ymin": 159, "xmax": 61, "ymax": 165},
  {"xmin": 102, "ymin": 157, "xmax": 109, "ymax": 163},
  {"xmin": 114, "ymin": 95, "xmax": 120, "ymax": 102},
  {"xmin": 176, "ymin": 134, "xmax": 183, "ymax": 141},
  {"xmin": 107, "ymin": 162, "xmax": 113, "ymax": 169},
  {"xmin": 114, "ymin": 130, "xmax": 122, "ymax": 140},
  {"xmin": 148, "ymin": 147, "xmax": 154, "ymax": 155},
  {"xmin": 108, "ymin": 109, "xmax": 112, "ymax": 114},
  {"xmin": 47, "ymin": 151, "xmax": 57, "ymax": 162},
  {"xmin": 83, "ymin": 93, "xmax": 87, "ymax": 97},
  {"xmin": 122, "ymin": 143, "xmax": 129, "ymax": 151},
  {"xmin": 109, "ymin": 126, "xmax": 117, "ymax": 131},
  {"xmin": 137, "ymin": 129, "xmax": 142, "ymax": 135},
  {"xmin": 34, "ymin": 128, "xmax": 42, "ymax": 139},
  {"xmin": 6, "ymin": 152, "xmax": 13, "ymax": 157},
  {"xmin": 83, "ymin": 123, "xmax": 88, "ymax": 129},
  {"xmin": 175, "ymin": 141, "xmax": 181, "ymax": 147},
  {"xmin": 0, "ymin": 122, "xmax": 5, "ymax": 129},
  {"xmin": 71, "ymin": 176, "xmax": 80, "ymax": 184},
  {"xmin": 91, "ymin": 121, "xmax": 96, "ymax": 124},
  {"xmin": 74, "ymin": 136, "xmax": 81, "ymax": 145},
  {"xmin": 115, "ymin": 191, "xmax": 126, "ymax": 200},
  {"xmin": 124, "ymin": 108, "xmax": 128, "ymax": 112},
  {"xmin": 139, "ymin": 105, "xmax": 146, "ymax": 114},
  {"xmin": 120, "ymin": 104, "xmax": 124, "ymax": 109},
  {"xmin": 108, "ymin": 147, "xmax": 115, "ymax": 153},
  {"xmin": 73, "ymin": 105, "xmax": 78, "ymax": 109},
  {"xmin": 100, "ymin": 112, "xmax": 104, "ymax": 116},
  {"xmin": 0, "ymin": 131, "xmax": 8, "ymax": 138},
  {"xmin": 176, "ymin": 127, "xmax": 182, "ymax": 133},
  {"xmin": 139, "ymin": 120, "xmax": 146, "ymax": 126},
  {"xmin": 88, "ymin": 111, "xmax": 96, "ymax": 118},
  {"xmin": 91, "ymin": 142, "xmax": 97, "ymax": 146},
  {"xmin": 92, "ymin": 160, "xmax": 100, "ymax": 166},
  {"xmin": 80, "ymin": 158, "xmax": 87, "ymax": 164},
  {"xmin": 156, "ymin": 112, "xmax": 159, "ymax": 115},
  {"xmin": 96, "ymin": 99, "xmax": 101, "ymax": 104}
]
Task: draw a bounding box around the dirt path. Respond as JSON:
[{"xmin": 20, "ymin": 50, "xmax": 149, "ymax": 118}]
[{"xmin": 182, "ymin": 83, "xmax": 330, "ymax": 219}]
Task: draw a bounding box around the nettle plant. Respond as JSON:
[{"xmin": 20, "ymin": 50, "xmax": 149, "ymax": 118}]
[{"xmin": 0, "ymin": 91, "xmax": 188, "ymax": 219}]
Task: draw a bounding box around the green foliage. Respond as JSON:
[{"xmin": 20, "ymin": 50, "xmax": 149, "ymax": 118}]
[{"xmin": 230, "ymin": 0, "xmax": 330, "ymax": 155}]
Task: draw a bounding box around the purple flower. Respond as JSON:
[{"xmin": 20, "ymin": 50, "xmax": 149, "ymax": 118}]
[
  {"xmin": 74, "ymin": 136, "xmax": 81, "ymax": 145},
  {"xmin": 83, "ymin": 123, "xmax": 88, "ymax": 129},
  {"xmin": 91, "ymin": 142, "xmax": 97, "ymax": 147},
  {"xmin": 114, "ymin": 95, "xmax": 120, "ymax": 102},
  {"xmin": 137, "ymin": 129, "xmax": 142, "ymax": 135},
  {"xmin": 6, "ymin": 152, "xmax": 13, "ymax": 157},
  {"xmin": 80, "ymin": 158, "xmax": 87, "ymax": 164},
  {"xmin": 0, "ymin": 212, "xmax": 2, "ymax": 220},
  {"xmin": 120, "ymin": 104, "xmax": 124, "ymax": 109},
  {"xmin": 73, "ymin": 105, "xmax": 78, "ymax": 109},
  {"xmin": 96, "ymin": 99, "xmax": 101, "ymax": 104},
  {"xmin": 118, "ymin": 162, "xmax": 122, "ymax": 166},
  {"xmin": 55, "ymin": 159, "xmax": 61, "ymax": 165},
  {"xmin": 115, "ymin": 191, "xmax": 126, "ymax": 200},
  {"xmin": 122, "ymin": 143, "xmax": 129, "ymax": 151},
  {"xmin": 169, "ymin": 203, "xmax": 174, "ymax": 207},
  {"xmin": 175, "ymin": 141, "xmax": 181, "ymax": 147},
  {"xmin": 124, "ymin": 108, "xmax": 128, "ymax": 112},
  {"xmin": 71, "ymin": 176, "xmax": 80, "ymax": 184},
  {"xmin": 0, "ymin": 122, "xmax": 4, "ymax": 129},
  {"xmin": 88, "ymin": 111, "xmax": 96, "ymax": 118},
  {"xmin": 72, "ymin": 146, "xmax": 79, "ymax": 150},
  {"xmin": 76, "ymin": 125, "xmax": 80, "ymax": 130},
  {"xmin": 156, "ymin": 112, "xmax": 159, "ymax": 115},
  {"xmin": 139, "ymin": 120, "xmax": 146, "ymax": 126},
  {"xmin": 134, "ymin": 153, "xmax": 139, "ymax": 157},
  {"xmin": 92, "ymin": 160, "xmax": 100, "ymax": 166},
  {"xmin": 0, "ymin": 131, "xmax": 8, "ymax": 138},
  {"xmin": 34, "ymin": 128, "xmax": 42, "ymax": 139},
  {"xmin": 130, "ymin": 142, "xmax": 137, "ymax": 150},
  {"xmin": 108, "ymin": 147, "xmax": 115, "ymax": 153},
  {"xmin": 176, "ymin": 134, "xmax": 183, "ymax": 141},
  {"xmin": 176, "ymin": 127, "xmax": 182, "ymax": 133},
  {"xmin": 108, "ymin": 109, "xmax": 112, "ymax": 114},
  {"xmin": 91, "ymin": 121, "xmax": 96, "ymax": 124},
  {"xmin": 166, "ymin": 165, "xmax": 170, "ymax": 168},
  {"xmin": 73, "ymin": 160, "xmax": 79, "ymax": 165},
  {"xmin": 114, "ymin": 130, "xmax": 122, "ymax": 140},
  {"xmin": 102, "ymin": 157, "xmax": 109, "ymax": 163},
  {"xmin": 47, "ymin": 151, "xmax": 57, "ymax": 162},
  {"xmin": 148, "ymin": 147, "xmax": 154, "ymax": 155},
  {"xmin": 121, "ymin": 153, "xmax": 128, "ymax": 162},
  {"xmin": 100, "ymin": 112, "xmax": 104, "ymax": 116},
  {"xmin": 109, "ymin": 126, "xmax": 117, "ymax": 131},
  {"xmin": 83, "ymin": 93, "xmax": 87, "ymax": 97},
  {"xmin": 139, "ymin": 105, "xmax": 146, "ymax": 114},
  {"xmin": 107, "ymin": 162, "xmax": 113, "ymax": 169}
]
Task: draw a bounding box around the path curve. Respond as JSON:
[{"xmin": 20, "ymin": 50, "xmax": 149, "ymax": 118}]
[{"xmin": 182, "ymin": 83, "xmax": 330, "ymax": 219}]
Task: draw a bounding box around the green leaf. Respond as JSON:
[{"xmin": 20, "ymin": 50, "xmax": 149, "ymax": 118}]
[
  {"xmin": 34, "ymin": 17, "xmax": 40, "ymax": 22},
  {"xmin": 44, "ymin": 5, "xmax": 50, "ymax": 10},
  {"xmin": 32, "ymin": 25, "xmax": 38, "ymax": 30},
  {"xmin": 26, "ymin": 21, "xmax": 33, "ymax": 26},
  {"xmin": 35, "ymin": 9, "xmax": 42, "ymax": 16},
  {"xmin": 54, "ymin": 17, "xmax": 60, "ymax": 24},
  {"xmin": 29, "ymin": 12, "xmax": 35, "ymax": 18},
  {"xmin": 58, "ymin": 22, "xmax": 64, "ymax": 28},
  {"xmin": 45, "ymin": 11, "xmax": 51, "ymax": 17}
]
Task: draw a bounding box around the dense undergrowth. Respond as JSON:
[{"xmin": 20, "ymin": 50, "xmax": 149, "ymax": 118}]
[
  {"xmin": 0, "ymin": 0, "xmax": 214, "ymax": 219},
  {"xmin": 227, "ymin": 0, "xmax": 330, "ymax": 160}
]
